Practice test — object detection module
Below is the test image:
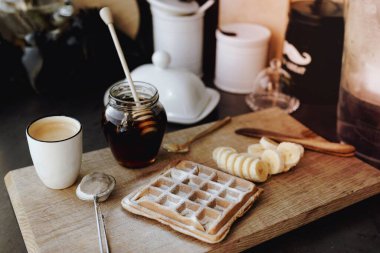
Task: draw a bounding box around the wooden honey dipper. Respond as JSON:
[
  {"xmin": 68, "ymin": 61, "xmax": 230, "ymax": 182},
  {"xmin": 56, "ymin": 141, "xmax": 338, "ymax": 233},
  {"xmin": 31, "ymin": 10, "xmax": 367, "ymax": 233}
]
[{"xmin": 100, "ymin": 7, "xmax": 157, "ymax": 135}]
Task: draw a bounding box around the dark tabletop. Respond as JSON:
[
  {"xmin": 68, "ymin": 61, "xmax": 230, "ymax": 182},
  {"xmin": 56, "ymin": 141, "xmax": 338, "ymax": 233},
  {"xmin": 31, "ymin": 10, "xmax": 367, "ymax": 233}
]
[{"xmin": 0, "ymin": 85, "xmax": 379, "ymax": 252}]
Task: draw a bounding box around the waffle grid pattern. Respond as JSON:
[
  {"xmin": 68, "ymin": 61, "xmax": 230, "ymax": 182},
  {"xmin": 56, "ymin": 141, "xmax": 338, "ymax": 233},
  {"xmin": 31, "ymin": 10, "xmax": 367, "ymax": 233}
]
[{"xmin": 122, "ymin": 161, "xmax": 262, "ymax": 243}]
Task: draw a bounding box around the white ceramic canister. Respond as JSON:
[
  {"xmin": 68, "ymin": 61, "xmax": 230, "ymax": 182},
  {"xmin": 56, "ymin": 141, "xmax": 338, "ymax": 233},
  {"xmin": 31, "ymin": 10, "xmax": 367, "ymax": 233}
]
[
  {"xmin": 215, "ymin": 23, "xmax": 271, "ymax": 94},
  {"xmin": 150, "ymin": 7, "xmax": 204, "ymax": 77}
]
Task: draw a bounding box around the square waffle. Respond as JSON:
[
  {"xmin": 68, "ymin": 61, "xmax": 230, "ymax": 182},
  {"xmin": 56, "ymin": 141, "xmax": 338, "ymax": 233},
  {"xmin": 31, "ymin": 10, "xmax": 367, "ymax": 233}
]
[{"xmin": 121, "ymin": 160, "xmax": 263, "ymax": 243}]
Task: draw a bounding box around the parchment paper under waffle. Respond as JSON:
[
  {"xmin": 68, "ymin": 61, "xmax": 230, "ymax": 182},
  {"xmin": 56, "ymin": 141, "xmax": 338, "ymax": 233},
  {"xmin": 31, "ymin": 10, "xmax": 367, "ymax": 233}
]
[{"xmin": 121, "ymin": 160, "xmax": 263, "ymax": 243}]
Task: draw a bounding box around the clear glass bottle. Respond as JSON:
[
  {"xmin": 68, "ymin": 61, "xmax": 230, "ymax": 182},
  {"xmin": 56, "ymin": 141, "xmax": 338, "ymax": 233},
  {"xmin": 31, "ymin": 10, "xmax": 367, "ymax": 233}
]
[
  {"xmin": 245, "ymin": 59, "xmax": 300, "ymax": 113},
  {"xmin": 102, "ymin": 81, "xmax": 167, "ymax": 168},
  {"xmin": 337, "ymin": 0, "xmax": 380, "ymax": 167}
]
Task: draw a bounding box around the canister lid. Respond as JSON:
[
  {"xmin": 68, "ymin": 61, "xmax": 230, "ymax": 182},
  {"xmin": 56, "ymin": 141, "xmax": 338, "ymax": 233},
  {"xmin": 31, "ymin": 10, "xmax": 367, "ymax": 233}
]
[
  {"xmin": 216, "ymin": 23, "xmax": 271, "ymax": 48},
  {"xmin": 290, "ymin": 0, "xmax": 343, "ymax": 26},
  {"xmin": 147, "ymin": 0, "xmax": 199, "ymax": 15}
]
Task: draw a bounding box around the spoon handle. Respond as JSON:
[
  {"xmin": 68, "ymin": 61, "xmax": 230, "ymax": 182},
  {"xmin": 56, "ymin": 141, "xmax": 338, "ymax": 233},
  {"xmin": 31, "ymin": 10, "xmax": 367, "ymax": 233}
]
[
  {"xmin": 99, "ymin": 208, "xmax": 110, "ymax": 253},
  {"xmin": 94, "ymin": 197, "xmax": 109, "ymax": 253},
  {"xmin": 188, "ymin": 116, "xmax": 231, "ymax": 144},
  {"xmin": 197, "ymin": 0, "xmax": 215, "ymax": 14}
]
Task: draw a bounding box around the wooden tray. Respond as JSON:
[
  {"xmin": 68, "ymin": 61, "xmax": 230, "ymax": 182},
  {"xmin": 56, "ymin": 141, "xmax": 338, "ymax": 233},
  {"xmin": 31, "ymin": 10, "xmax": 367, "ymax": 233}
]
[{"xmin": 5, "ymin": 108, "xmax": 380, "ymax": 253}]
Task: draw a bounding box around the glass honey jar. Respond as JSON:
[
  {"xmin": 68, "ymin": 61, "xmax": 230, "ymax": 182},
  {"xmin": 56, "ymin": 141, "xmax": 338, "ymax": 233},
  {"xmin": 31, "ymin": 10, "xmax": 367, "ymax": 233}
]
[{"xmin": 102, "ymin": 81, "xmax": 167, "ymax": 168}]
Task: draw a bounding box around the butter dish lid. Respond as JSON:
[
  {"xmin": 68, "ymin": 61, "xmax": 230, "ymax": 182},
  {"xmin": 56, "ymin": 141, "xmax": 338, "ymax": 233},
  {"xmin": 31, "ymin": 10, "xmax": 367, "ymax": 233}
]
[
  {"xmin": 130, "ymin": 51, "xmax": 220, "ymax": 124},
  {"xmin": 147, "ymin": 0, "xmax": 199, "ymax": 15}
]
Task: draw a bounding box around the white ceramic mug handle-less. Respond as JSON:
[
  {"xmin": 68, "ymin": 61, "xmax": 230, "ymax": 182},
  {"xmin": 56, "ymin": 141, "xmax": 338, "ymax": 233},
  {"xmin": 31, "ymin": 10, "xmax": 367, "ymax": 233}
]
[{"xmin": 26, "ymin": 116, "xmax": 82, "ymax": 189}]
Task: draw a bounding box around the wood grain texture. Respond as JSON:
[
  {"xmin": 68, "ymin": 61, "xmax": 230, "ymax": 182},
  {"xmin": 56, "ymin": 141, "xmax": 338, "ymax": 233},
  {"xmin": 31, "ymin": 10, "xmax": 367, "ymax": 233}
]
[{"xmin": 5, "ymin": 108, "xmax": 380, "ymax": 253}]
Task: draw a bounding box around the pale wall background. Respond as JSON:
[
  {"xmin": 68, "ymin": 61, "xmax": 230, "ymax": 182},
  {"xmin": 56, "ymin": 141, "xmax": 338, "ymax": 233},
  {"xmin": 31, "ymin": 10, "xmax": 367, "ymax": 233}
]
[
  {"xmin": 73, "ymin": 0, "xmax": 140, "ymax": 39},
  {"xmin": 219, "ymin": 0, "xmax": 290, "ymax": 59},
  {"xmin": 73, "ymin": 0, "xmax": 294, "ymax": 58}
]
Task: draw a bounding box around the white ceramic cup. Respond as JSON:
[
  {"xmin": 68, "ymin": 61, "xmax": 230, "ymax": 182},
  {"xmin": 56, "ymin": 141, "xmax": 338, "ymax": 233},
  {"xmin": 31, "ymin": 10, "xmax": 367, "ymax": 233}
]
[
  {"xmin": 26, "ymin": 116, "xmax": 82, "ymax": 189},
  {"xmin": 151, "ymin": 7, "xmax": 204, "ymax": 77}
]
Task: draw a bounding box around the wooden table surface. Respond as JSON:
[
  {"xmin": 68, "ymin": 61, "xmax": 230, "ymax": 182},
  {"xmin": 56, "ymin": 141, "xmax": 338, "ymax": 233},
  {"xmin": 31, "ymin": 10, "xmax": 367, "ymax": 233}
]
[
  {"xmin": 6, "ymin": 108, "xmax": 380, "ymax": 252},
  {"xmin": 1, "ymin": 87, "xmax": 379, "ymax": 252}
]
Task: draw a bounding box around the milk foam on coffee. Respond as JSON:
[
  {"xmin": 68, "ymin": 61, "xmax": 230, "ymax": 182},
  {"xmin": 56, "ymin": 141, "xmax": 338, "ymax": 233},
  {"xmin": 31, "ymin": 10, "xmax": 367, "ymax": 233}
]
[{"xmin": 28, "ymin": 116, "xmax": 81, "ymax": 142}]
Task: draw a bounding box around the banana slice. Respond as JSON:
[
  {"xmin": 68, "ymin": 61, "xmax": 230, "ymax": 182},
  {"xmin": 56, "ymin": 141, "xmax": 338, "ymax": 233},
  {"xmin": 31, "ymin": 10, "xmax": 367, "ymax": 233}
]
[
  {"xmin": 233, "ymin": 153, "xmax": 250, "ymax": 178},
  {"xmin": 212, "ymin": 147, "xmax": 224, "ymax": 161},
  {"xmin": 277, "ymin": 142, "xmax": 303, "ymax": 171},
  {"xmin": 212, "ymin": 147, "xmax": 223, "ymax": 161},
  {"xmin": 241, "ymin": 156, "xmax": 255, "ymax": 180},
  {"xmin": 259, "ymin": 137, "xmax": 279, "ymax": 150},
  {"xmin": 226, "ymin": 153, "xmax": 239, "ymax": 175},
  {"xmin": 247, "ymin": 143, "xmax": 265, "ymax": 158},
  {"xmin": 261, "ymin": 149, "xmax": 284, "ymax": 174},
  {"xmin": 248, "ymin": 159, "xmax": 269, "ymax": 182},
  {"xmin": 217, "ymin": 149, "xmax": 237, "ymax": 170},
  {"xmin": 212, "ymin": 147, "xmax": 236, "ymax": 161}
]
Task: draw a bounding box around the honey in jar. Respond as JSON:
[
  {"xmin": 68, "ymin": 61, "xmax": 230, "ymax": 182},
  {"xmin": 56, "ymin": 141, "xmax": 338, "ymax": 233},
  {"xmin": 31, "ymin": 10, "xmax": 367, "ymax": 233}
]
[{"xmin": 102, "ymin": 81, "xmax": 167, "ymax": 168}]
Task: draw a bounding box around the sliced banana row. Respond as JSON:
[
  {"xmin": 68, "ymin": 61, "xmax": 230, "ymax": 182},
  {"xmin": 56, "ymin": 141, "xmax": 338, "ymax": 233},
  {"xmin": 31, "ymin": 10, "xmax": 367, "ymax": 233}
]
[
  {"xmin": 248, "ymin": 137, "xmax": 304, "ymax": 174},
  {"xmin": 212, "ymin": 147, "xmax": 269, "ymax": 182},
  {"xmin": 212, "ymin": 138, "xmax": 304, "ymax": 182}
]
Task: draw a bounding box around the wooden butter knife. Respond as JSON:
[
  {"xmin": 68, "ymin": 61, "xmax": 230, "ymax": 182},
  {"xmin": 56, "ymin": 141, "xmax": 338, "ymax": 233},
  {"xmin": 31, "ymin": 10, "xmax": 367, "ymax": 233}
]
[{"xmin": 235, "ymin": 128, "xmax": 356, "ymax": 157}]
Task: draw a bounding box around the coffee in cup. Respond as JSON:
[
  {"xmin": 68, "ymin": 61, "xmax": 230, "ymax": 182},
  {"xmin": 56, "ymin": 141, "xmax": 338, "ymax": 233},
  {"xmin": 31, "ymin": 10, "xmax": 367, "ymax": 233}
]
[{"xmin": 26, "ymin": 116, "xmax": 82, "ymax": 189}]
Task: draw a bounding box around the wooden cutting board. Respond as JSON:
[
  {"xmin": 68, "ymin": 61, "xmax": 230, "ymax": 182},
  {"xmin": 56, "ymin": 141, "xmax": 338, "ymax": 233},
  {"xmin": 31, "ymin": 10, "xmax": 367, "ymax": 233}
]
[{"xmin": 5, "ymin": 108, "xmax": 380, "ymax": 253}]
